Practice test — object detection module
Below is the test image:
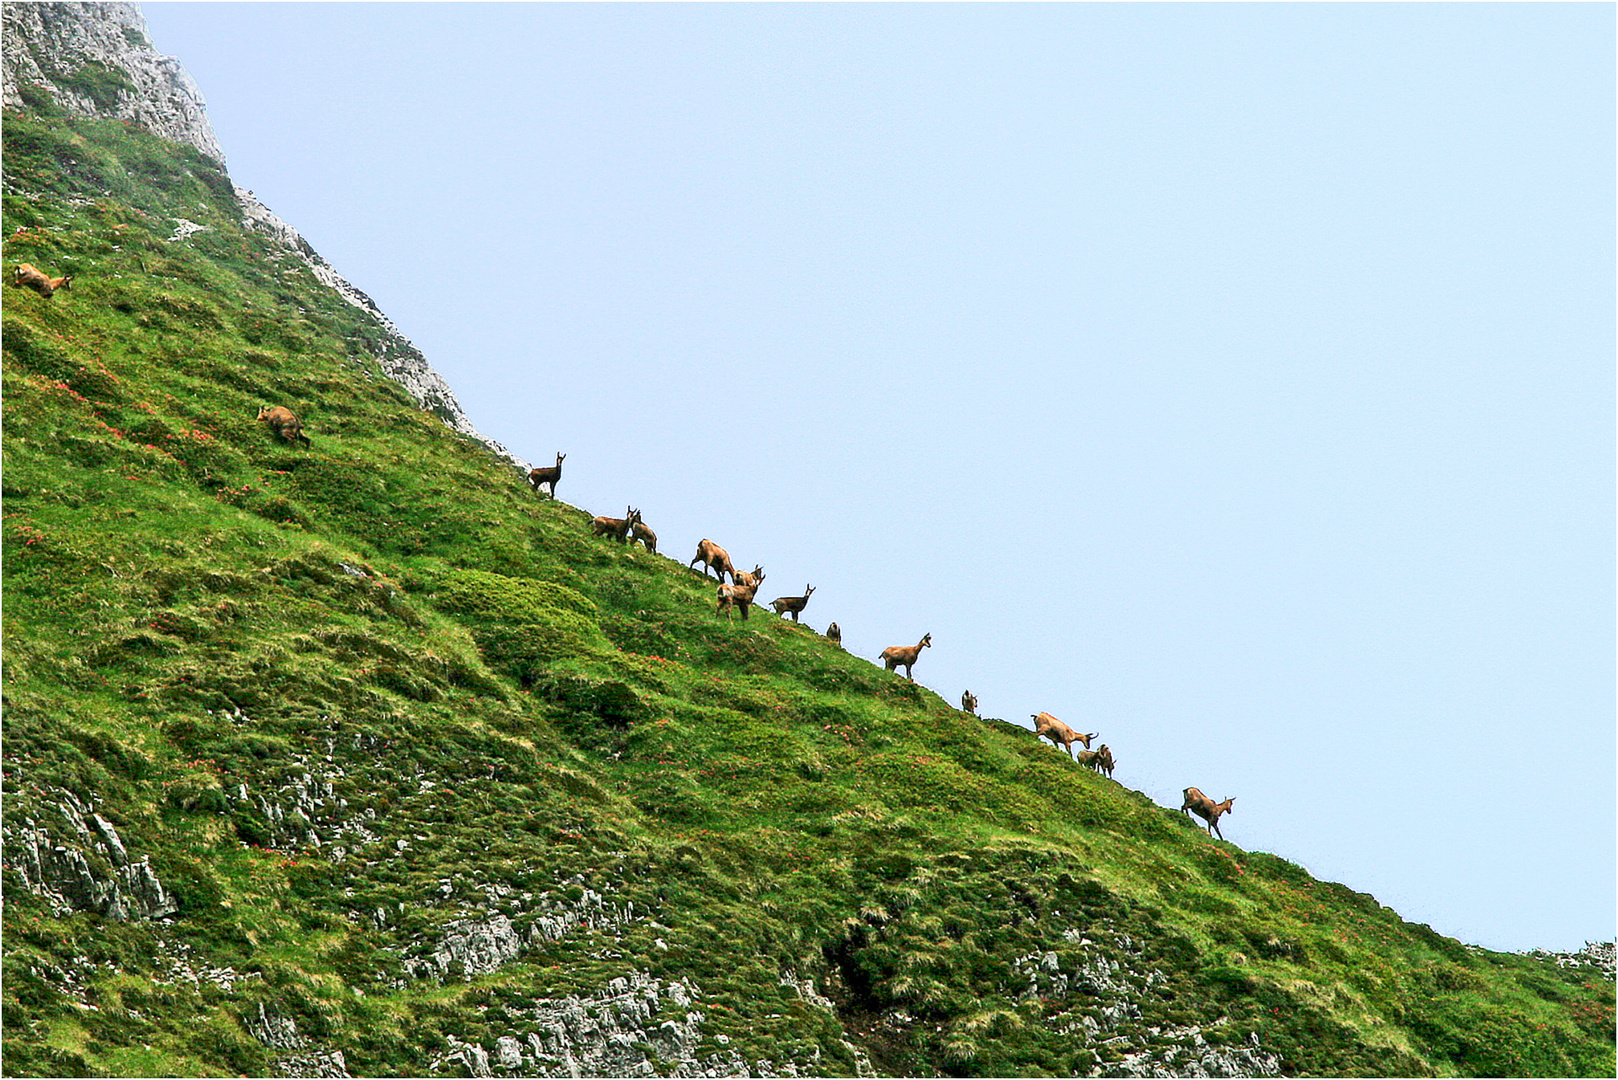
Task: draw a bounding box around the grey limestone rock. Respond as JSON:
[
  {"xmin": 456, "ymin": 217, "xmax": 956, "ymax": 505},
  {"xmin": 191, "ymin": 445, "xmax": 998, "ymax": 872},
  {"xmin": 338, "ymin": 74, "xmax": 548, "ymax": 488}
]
[
  {"xmin": 1010, "ymin": 929, "xmax": 1283, "ymax": 1078},
  {"xmin": 3, "ymin": 790, "xmax": 177, "ymax": 921},
  {"xmin": 2, "ymin": 1, "xmax": 223, "ymax": 162},
  {"xmin": 246, "ymin": 1002, "xmax": 354, "ymax": 1078},
  {"xmin": 428, "ymin": 970, "xmax": 839, "ymax": 1078}
]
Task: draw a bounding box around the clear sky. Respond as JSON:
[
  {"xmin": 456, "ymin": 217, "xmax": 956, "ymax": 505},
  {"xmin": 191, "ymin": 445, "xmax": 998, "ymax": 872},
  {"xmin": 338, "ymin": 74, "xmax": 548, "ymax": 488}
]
[{"xmin": 140, "ymin": 1, "xmax": 1614, "ymax": 954}]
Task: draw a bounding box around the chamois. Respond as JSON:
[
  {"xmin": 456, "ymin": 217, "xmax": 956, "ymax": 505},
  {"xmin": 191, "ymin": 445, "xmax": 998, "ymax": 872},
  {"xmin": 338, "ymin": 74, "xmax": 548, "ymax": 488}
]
[
  {"xmin": 256, "ymin": 404, "xmax": 311, "ymax": 445},
  {"xmin": 732, "ymin": 564, "xmax": 765, "ymax": 588},
  {"xmin": 11, "ymin": 263, "xmax": 70, "ymax": 298},
  {"xmin": 1096, "ymin": 744, "xmax": 1116, "ymax": 779},
  {"xmin": 770, "ymin": 584, "xmax": 815, "ymax": 622},
  {"xmin": 1181, "ymin": 787, "xmax": 1235, "ymax": 839},
  {"xmin": 690, "ymin": 539, "xmax": 735, "ymax": 582},
  {"xmin": 630, "ymin": 518, "xmax": 657, "ymax": 554},
  {"xmin": 1076, "ymin": 748, "xmax": 1102, "ymax": 770},
  {"xmin": 527, "ymin": 452, "xmax": 565, "ymax": 497},
  {"xmin": 960, "ymin": 690, "xmax": 979, "ymax": 716},
  {"xmin": 1030, "ymin": 712, "xmax": 1096, "ymax": 759},
  {"xmin": 591, "ymin": 506, "xmax": 640, "ymax": 543},
  {"xmin": 717, "ymin": 572, "xmax": 764, "ymax": 620},
  {"xmin": 880, "ymin": 633, "xmax": 931, "ymax": 681},
  {"xmin": 826, "ymin": 622, "xmax": 842, "ymax": 647}
]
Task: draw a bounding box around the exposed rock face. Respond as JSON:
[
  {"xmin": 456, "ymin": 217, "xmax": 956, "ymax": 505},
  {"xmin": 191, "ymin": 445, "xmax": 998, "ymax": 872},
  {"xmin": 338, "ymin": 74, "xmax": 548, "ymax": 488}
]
[
  {"xmin": 246, "ymin": 1002, "xmax": 353, "ymax": 1078},
  {"xmin": 403, "ymin": 884, "xmax": 638, "ymax": 982},
  {"xmin": 2, "ymin": 788, "xmax": 178, "ymax": 922},
  {"xmin": 1521, "ymin": 941, "xmax": 1618, "ymax": 980},
  {"xmin": 1, "ymin": 0, "xmax": 521, "ymax": 468},
  {"xmin": 2, "ymin": 1, "xmax": 222, "ymax": 162},
  {"xmin": 431, "ymin": 971, "xmax": 843, "ymax": 1078},
  {"xmin": 1012, "ymin": 930, "xmax": 1284, "ymax": 1078}
]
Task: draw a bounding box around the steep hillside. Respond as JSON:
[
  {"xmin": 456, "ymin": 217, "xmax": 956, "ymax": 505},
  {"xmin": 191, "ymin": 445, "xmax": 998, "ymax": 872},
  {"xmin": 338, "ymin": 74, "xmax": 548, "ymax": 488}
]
[{"xmin": 3, "ymin": 27, "xmax": 1613, "ymax": 1080}]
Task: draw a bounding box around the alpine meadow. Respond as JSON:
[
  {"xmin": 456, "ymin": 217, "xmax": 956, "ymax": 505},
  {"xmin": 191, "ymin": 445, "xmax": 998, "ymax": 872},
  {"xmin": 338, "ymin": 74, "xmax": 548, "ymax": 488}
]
[{"xmin": 2, "ymin": 4, "xmax": 1613, "ymax": 1078}]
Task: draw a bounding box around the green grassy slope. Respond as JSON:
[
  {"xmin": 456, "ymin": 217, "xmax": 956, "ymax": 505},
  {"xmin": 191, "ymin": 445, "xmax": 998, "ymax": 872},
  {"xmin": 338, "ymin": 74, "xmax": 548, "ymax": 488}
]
[{"xmin": 3, "ymin": 105, "xmax": 1612, "ymax": 1078}]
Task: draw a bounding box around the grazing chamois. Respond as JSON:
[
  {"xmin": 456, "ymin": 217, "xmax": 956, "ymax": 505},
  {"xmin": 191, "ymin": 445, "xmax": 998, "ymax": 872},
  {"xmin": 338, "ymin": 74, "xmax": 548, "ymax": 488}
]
[
  {"xmin": 12, "ymin": 263, "xmax": 71, "ymax": 298},
  {"xmin": 716, "ymin": 572, "xmax": 764, "ymax": 620},
  {"xmin": 690, "ymin": 539, "xmax": 735, "ymax": 582},
  {"xmin": 770, "ymin": 584, "xmax": 815, "ymax": 622},
  {"xmin": 630, "ymin": 517, "xmax": 657, "ymax": 554},
  {"xmin": 732, "ymin": 564, "xmax": 765, "ymax": 588},
  {"xmin": 961, "ymin": 690, "xmax": 979, "ymax": 716},
  {"xmin": 591, "ymin": 506, "xmax": 640, "ymax": 543},
  {"xmin": 826, "ymin": 622, "xmax": 842, "ymax": 647},
  {"xmin": 527, "ymin": 452, "xmax": 565, "ymax": 497},
  {"xmin": 1030, "ymin": 712, "xmax": 1096, "ymax": 759},
  {"xmin": 1076, "ymin": 748, "xmax": 1102, "ymax": 770},
  {"xmin": 880, "ymin": 633, "xmax": 931, "ymax": 681},
  {"xmin": 256, "ymin": 404, "xmax": 311, "ymax": 445},
  {"xmin": 1096, "ymin": 744, "xmax": 1116, "ymax": 778},
  {"xmin": 1181, "ymin": 787, "xmax": 1235, "ymax": 840}
]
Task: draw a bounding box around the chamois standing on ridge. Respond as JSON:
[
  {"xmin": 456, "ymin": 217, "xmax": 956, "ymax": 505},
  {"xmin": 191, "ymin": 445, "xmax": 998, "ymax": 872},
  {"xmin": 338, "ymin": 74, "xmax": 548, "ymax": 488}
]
[
  {"xmin": 732, "ymin": 564, "xmax": 765, "ymax": 588},
  {"xmin": 1181, "ymin": 787, "xmax": 1235, "ymax": 840},
  {"xmin": 825, "ymin": 622, "xmax": 842, "ymax": 647},
  {"xmin": 717, "ymin": 571, "xmax": 764, "ymax": 620},
  {"xmin": 960, "ymin": 690, "xmax": 979, "ymax": 716},
  {"xmin": 1030, "ymin": 712, "xmax": 1096, "ymax": 759},
  {"xmin": 257, "ymin": 405, "xmax": 310, "ymax": 446},
  {"xmin": 630, "ymin": 517, "xmax": 657, "ymax": 554},
  {"xmin": 690, "ymin": 539, "xmax": 735, "ymax": 582},
  {"xmin": 880, "ymin": 633, "xmax": 931, "ymax": 681},
  {"xmin": 12, "ymin": 262, "xmax": 70, "ymax": 298},
  {"xmin": 591, "ymin": 506, "xmax": 640, "ymax": 543},
  {"xmin": 527, "ymin": 452, "xmax": 565, "ymax": 497},
  {"xmin": 770, "ymin": 585, "xmax": 815, "ymax": 622}
]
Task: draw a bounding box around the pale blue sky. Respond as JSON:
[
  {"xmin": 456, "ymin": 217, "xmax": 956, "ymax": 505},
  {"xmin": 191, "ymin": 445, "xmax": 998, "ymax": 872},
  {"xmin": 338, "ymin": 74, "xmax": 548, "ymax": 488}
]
[{"xmin": 141, "ymin": 2, "xmax": 1614, "ymax": 954}]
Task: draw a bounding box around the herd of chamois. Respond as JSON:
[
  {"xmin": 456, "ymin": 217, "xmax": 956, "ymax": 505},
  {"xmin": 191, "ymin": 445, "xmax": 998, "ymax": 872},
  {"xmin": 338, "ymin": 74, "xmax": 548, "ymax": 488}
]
[
  {"xmin": 527, "ymin": 447, "xmax": 1237, "ymax": 840},
  {"xmin": 9, "ymin": 263, "xmax": 1236, "ymax": 842}
]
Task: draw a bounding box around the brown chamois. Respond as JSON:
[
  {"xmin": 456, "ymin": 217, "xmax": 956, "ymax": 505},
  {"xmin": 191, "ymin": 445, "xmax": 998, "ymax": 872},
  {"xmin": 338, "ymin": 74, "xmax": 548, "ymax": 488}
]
[
  {"xmin": 880, "ymin": 633, "xmax": 931, "ymax": 681},
  {"xmin": 716, "ymin": 571, "xmax": 764, "ymax": 620},
  {"xmin": 1096, "ymin": 744, "xmax": 1116, "ymax": 778},
  {"xmin": 591, "ymin": 506, "xmax": 640, "ymax": 543},
  {"xmin": 527, "ymin": 452, "xmax": 565, "ymax": 497},
  {"xmin": 256, "ymin": 404, "xmax": 311, "ymax": 445},
  {"xmin": 1075, "ymin": 748, "xmax": 1102, "ymax": 770},
  {"xmin": 960, "ymin": 690, "xmax": 979, "ymax": 716},
  {"xmin": 630, "ymin": 518, "xmax": 657, "ymax": 554},
  {"xmin": 825, "ymin": 622, "xmax": 842, "ymax": 647},
  {"xmin": 690, "ymin": 539, "xmax": 735, "ymax": 582},
  {"xmin": 12, "ymin": 263, "xmax": 71, "ymax": 298},
  {"xmin": 732, "ymin": 564, "xmax": 765, "ymax": 588},
  {"xmin": 1181, "ymin": 787, "xmax": 1235, "ymax": 840},
  {"xmin": 770, "ymin": 584, "xmax": 815, "ymax": 621},
  {"xmin": 1030, "ymin": 712, "xmax": 1096, "ymax": 759}
]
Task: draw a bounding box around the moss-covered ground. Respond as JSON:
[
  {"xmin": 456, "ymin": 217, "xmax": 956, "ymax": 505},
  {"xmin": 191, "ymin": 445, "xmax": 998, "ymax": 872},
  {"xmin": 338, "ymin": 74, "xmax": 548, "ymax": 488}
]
[{"xmin": 3, "ymin": 105, "xmax": 1612, "ymax": 1077}]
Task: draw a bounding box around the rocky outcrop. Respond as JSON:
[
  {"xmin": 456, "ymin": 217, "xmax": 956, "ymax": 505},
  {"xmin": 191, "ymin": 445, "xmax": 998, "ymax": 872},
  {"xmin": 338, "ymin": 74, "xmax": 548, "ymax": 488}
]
[
  {"xmin": 1520, "ymin": 940, "xmax": 1617, "ymax": 980},
  {"xmin": 403, "ymin": 880, "xmax": 638, "ymax": 982},
  {"xmin": 2, "ymin": 788, "xmax": 177, "ymax": 922},
  {"xmin": 1, "ymin": 1, "xmax": 222, "ymax": 162},
  {"xmin": 246, "ymin": 1002, "xmax": 353, "ymax": 1079},
  {"xmin": 431, "ymin": 971, "xmax": 835, "ymax": 1078},
  {"xmin": 1013, "ymin": 930, "xmax": 1284, "ymax": 1078}
]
